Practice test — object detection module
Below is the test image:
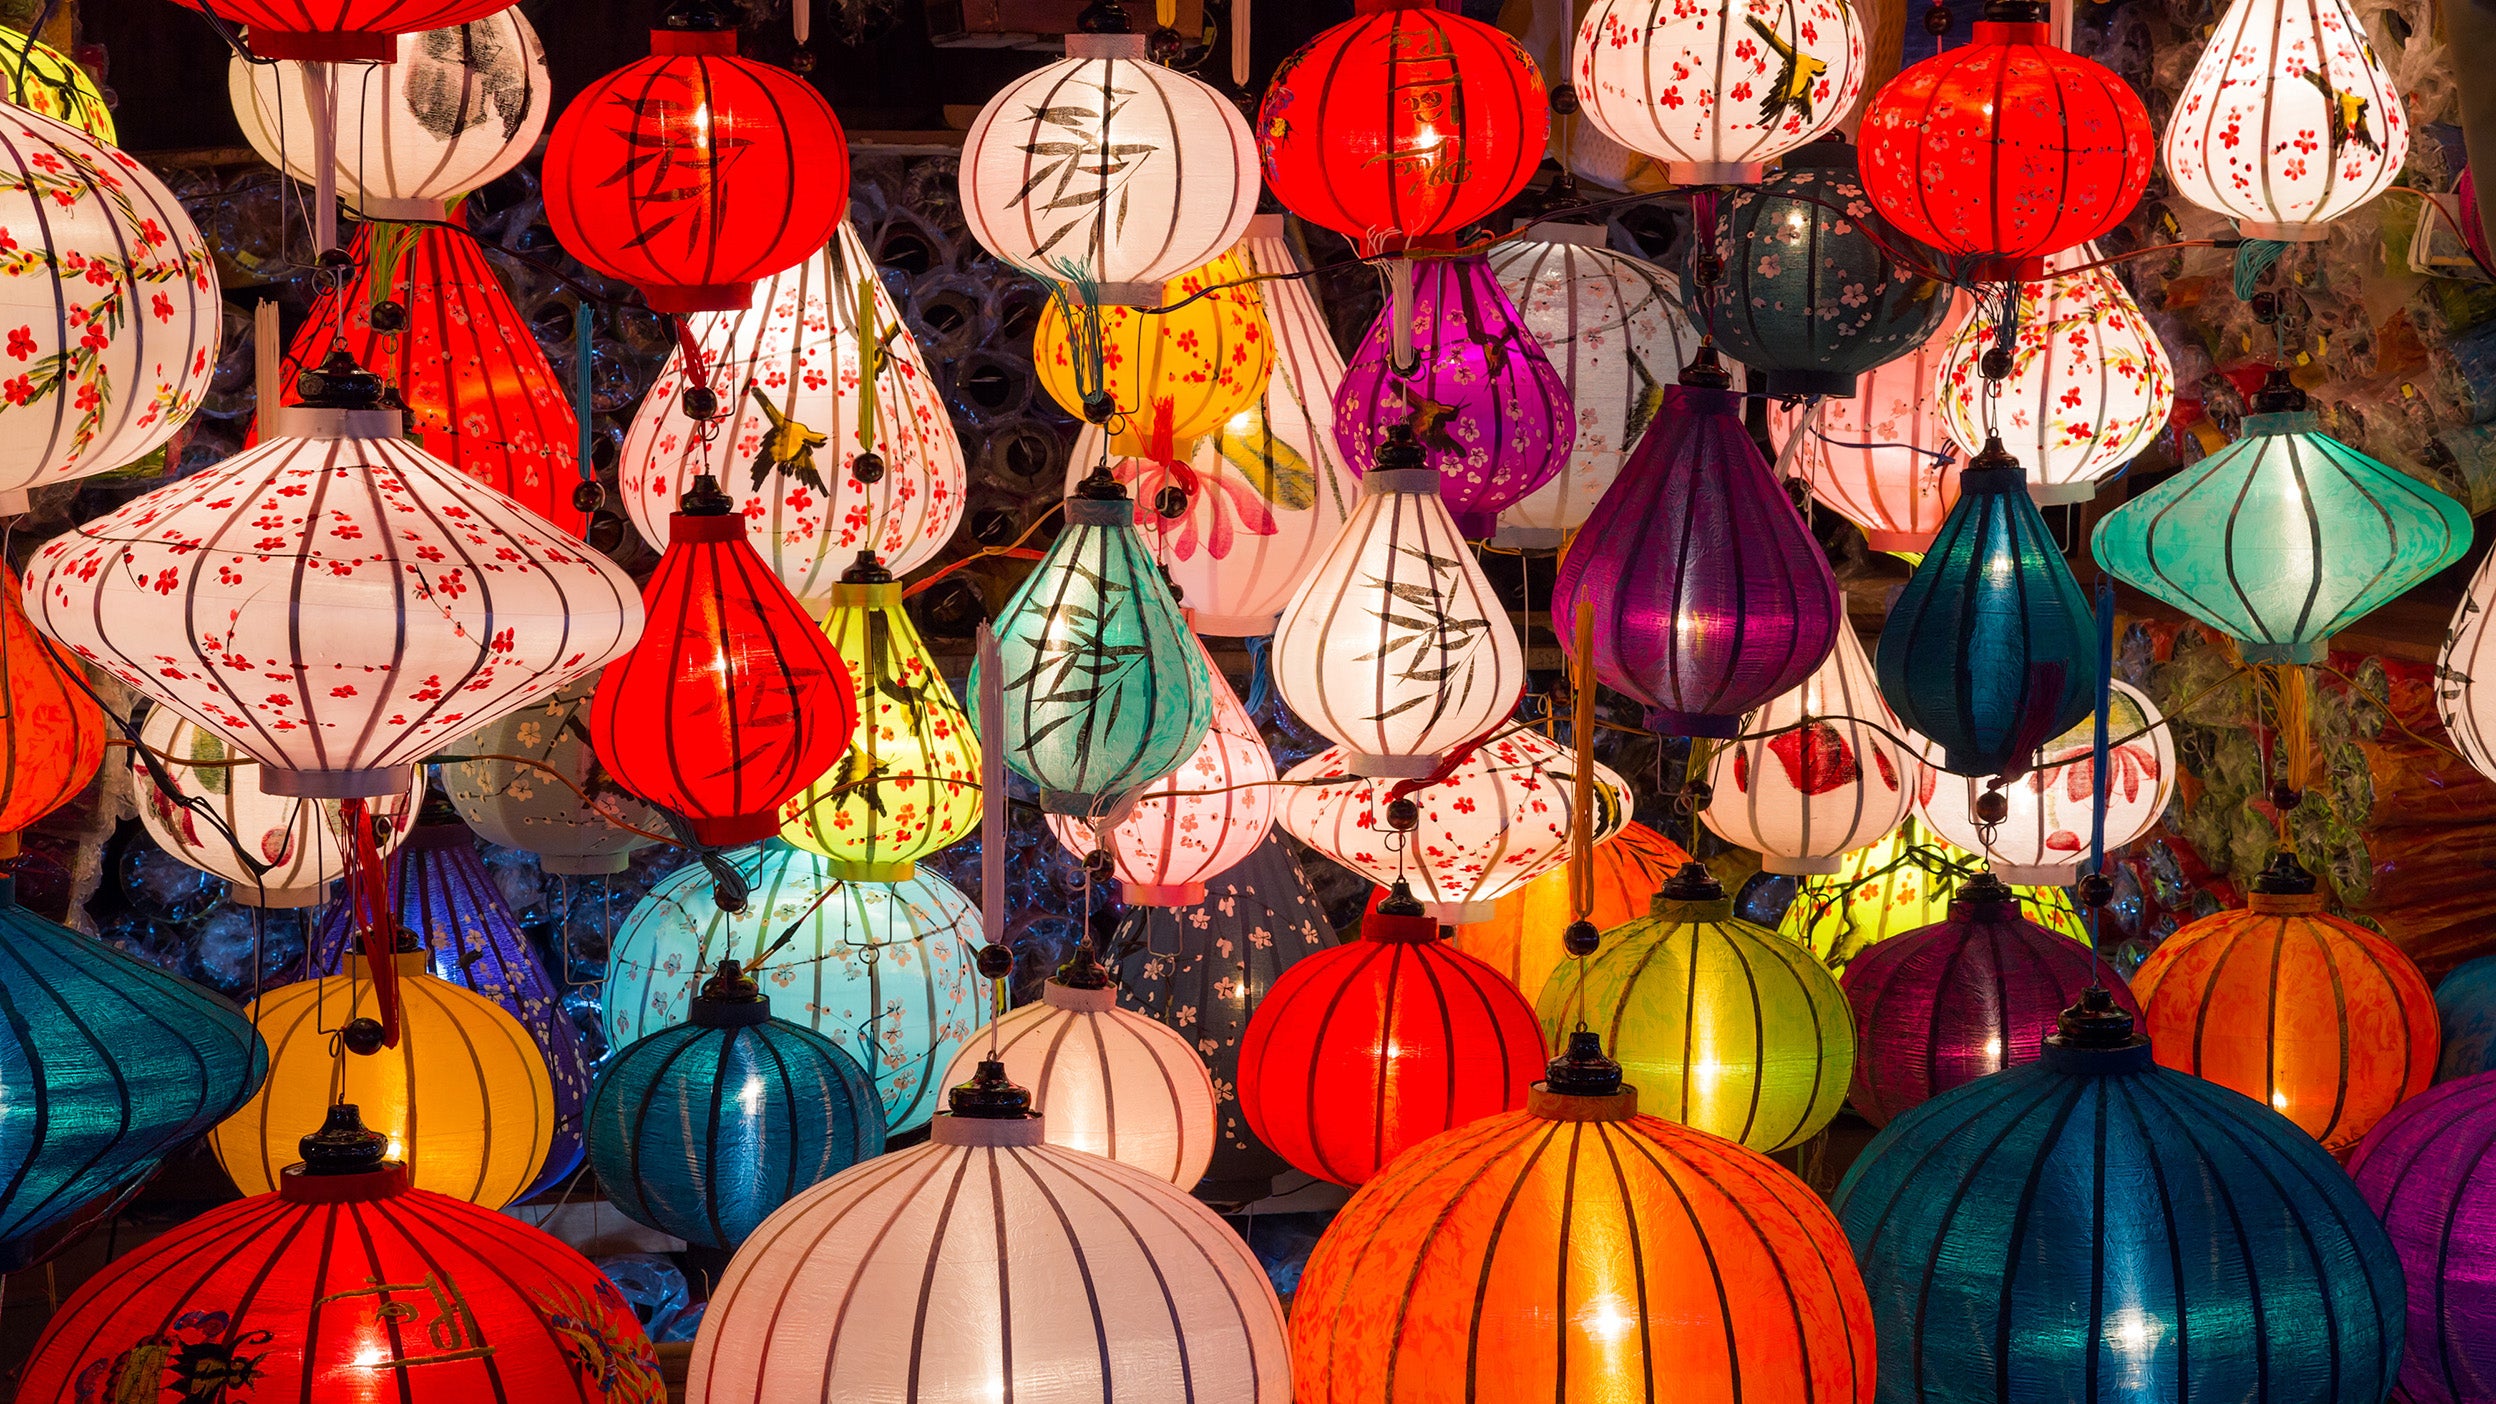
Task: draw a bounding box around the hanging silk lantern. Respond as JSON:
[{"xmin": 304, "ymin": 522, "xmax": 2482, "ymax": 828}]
[
  {"xmin": 0, "ymin": 874, "xmax": 264, "ymax": 1269},
  {"xmin": 1268, "ymin": 428, "xmax": 1526, "ymax": 774},
  {"xmin": 970, "ymin": 473, "xmax": 1211, "ymax": 814},
  {"xmin": 587, "ymin": 959, "xmax": 884, "ymax": 1250},
  {"xmin": 215, "ymin": 948, "xmax": 554, "ymax": 1205},
  {"xmin": 1554, "ymin": 355, "xmax": 1844, "ymax": 737},
  {"xmin": 1781, "ymin": 823, "xmax": 2091, "ymax": 965},
  {"xmin": 1688, "ymin": 140, "xmax": 1953, "ymax": 398},
  {"xmin": 1112, "ymin": 830, "xmax": 1338, "ymax": 1203},
  {"xmin": 440, "ymin": 675, "xmax": 661, "ymax": 876},
  {"xmin": 780, "ymin": 559, "xmax": 979, "ymax": 880},
  {"xmin": 1539, "ymin": 863, "xmax": 1853, "ymax": 1151},
  {"xmin": 0, "ymin": 29, "xmax": 112, "ymax": 141},
  {"xmin": 1572, "ymin": 0, "xmax": 1864, "ymax": 182},
  {"xmin": 959, "ymin": 22, "xmax": 1256, "ymax": 300},
  {"xmin": 229, "ymin": 7, "xmax": 548, "ymax": 221},
  {"xmin": 1258, "ymin": 0, "xmax": 1547, "ymax": 252},
  {"xmin": 0, "ymin": 563, "xmax": 101, "ymax": 858},
  {"xmin": 28, "ymin": 360, "xmax": 641, "ymax": 796},
  {"xmin": 0, "ymin": 105, "xmax": 218, "ymax": 515},
  {"xmin": 1294, "ymin": 1034, "xmax": 1875, "ymax": 1401},
  {"xmin": 2094, "ymin": 371, "xmax": 2468, "ymax": 665},
  {"xmin": 2434, "ymin": 956, "xmax": 2496, "ymax": 1082},
  {"xmin": 1452, "ymin": 820, "xmax": 1689, "ymax": 1003},
  {"xmin": 2129, "ymin": 854, "xmax": 2437, "ymax": 1150},
  {"xmin": 1765, "ymin": 307, "xmax": 1967, "ymax": 554},
  {"xmin": 602, "ymin": 843, "xmax": 981, "ymax": 1134},
  {"xmin": 2350, "ymin": 1072, "xmax": 2496, "ymax": 1404},
  {"xmin": 542, "ymin": 2, "xmax": 846, "ymax": 313},
  {"xmin": 2437, "ymin": 545, "xmax": 2496, "ymax": 788},
  {"xmin": 1238, "ymin": 886, "xmax": 1542, "ymax": 1185},
  {"xmin": 164, "ymin": 0, "xmax": 516, "ymax": 60},
  {"xmin": 1937, "ymin": 243, "xmax": 2175, "ymax": 504},
  {"xmin": 20, "ymin": 1107, "xmax": 664, "ymax": 1402},
  {"xmin": 1875, "ymin": 442, "xmax": 2097, "ymax": 777},
  {"xmin": 1276, "ymin": 729, "xmax": 1630, "ymax": 924},
  {"xmin": 1703, "ymin": 625, "xmax": 1921, "ymax": 875},
  {"xmin": 1857, "ymin": 2, "xmax": 2155, "ymax": 280},
  {"xmin": 1064, "ymin": 216, "xmax": 1360, "ymax": 638},
  {"xmin": 688, "ymin": 1066, "xmax": 1288, "ymax": 1403},
  {"xmin": 2163, "ymin": 0, "xmax": 2409, "ymax": 239},
  {"xmin": 1918, "ymin": 678, "xmax": 2176, "ymax": 884},
  {"xmin": 1842, "ymin": 872, "xmax": 2137, "ymax": 1125},
  {"xmin": 623, "ymin": 224, "xmax": 967, "ymax": 600},
  {"xmin": 1037, "ymin": 252, "xmax": 1273, "ymax": 462},
  {"xmin": 1332, "ymin": 252, "xmax": 1571, "ymax": 538}
]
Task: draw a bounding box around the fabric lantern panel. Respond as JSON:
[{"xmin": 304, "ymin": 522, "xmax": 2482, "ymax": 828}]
[
  {"xmin": 1918, "ymin": 678, "xmax": 2177, "ymax": 884},
  {"xmin": 1573, "ymin": 0, "xmax": 1865, "ymax": 183},
  {"xmin": 440, "ymin": 674, "xmax": 661, "ymax": 876},
  {"xmin": 1703, "ymin": 625, "xmax": 1920, "ymax": 876},
  {"xmin": 1451, "ymin": 820, "xmax": 1688, "ymax": 1003},
  {"xmin": 2435, "ymin": 955, "xmax": 2496, "ymax": 1082},
  {"xmin": 2438, "ymin": 544, "xmax": 2496, "ymax": 789},
  {"xmin": 161, "ymin": 0, "xmax": 516, "ymax": 60},
  {"xmin": 2348, "ymin": 1072, "xmax": 2496, "ymax": 1404},
  {"xmin": 1037, "ymin": 252, "xmax": 1273, "ymax": 462},
  {"xmin": 0, "ymin": 29, "xmax": 112, "ymax": 141},
  {"xmin": 1765, "ymin": 306, "xmax": 1967, "ymax": 554},
  {"xmin": 0, "ymin": 562, "xmax": 101, "ymax": 854},
  {"xmin": 1781, "ymin": 824, "xmax": 2090, "ymax": 967}
]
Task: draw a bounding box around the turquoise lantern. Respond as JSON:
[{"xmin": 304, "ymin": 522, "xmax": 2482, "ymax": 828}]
[
  {"xmin": 969, "ymin": 470, "xmax": 1213, "ymax": 815},
  {"xmin": 1877, "ymin": 440, "xmax": 2098, "ymax": 776},
  {"xmin": 2092, "ymin": 370, "xmax": 2469, "ymax": 664}
]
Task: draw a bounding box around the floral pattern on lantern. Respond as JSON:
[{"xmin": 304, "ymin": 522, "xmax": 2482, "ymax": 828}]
[
  {"xmin": 2349, "ymin": 1072, "xmax": 2496, "ymax": 1404},
  {"xmin": 0, "ymin": 562, "xmax": 100, "ymax": 852},
  {"xmin": 440, "ymin": 675, "xmax": 660, "ymax": 876},
  {"xmin": 164, "ymin": 0, "xmax": 516, "ymax": 60},
  {"xmin": 1038, "ymin": 252, "xmax": 1272, "ymax": 463},
  {"xmin": 1917, "ymin": 678, "xmax": 2176, "ymax": 885},
  {"xmin": 1451, "ymin": 821, "xmax": 1689, "ymax": 1003},
  {"xmin": 1704, "ymin": 625, "xmax": 1920, "ymax": 876},
  {"xmin": 0, "ymin": 29, "xmax": 112, "ymax": 142},
  {"xmin": 1573, "ymin": 0, "xmax": 1866, "ymax": 183},
  {"xmin": 1765, "ymin": 303, "xmax": 1968, "ymax": 554}
]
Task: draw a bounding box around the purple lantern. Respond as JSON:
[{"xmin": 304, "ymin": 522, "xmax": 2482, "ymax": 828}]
[
  {"xmin": 1551, "ymin": 352, "xmax": 1842, "ymax": 736},
  {"xmin": 1839, "ymin": 872, "xmax": 2138, "ymax": 1126},
  {"xmin": 2351, "ymin": 1070, "xmax": 2496, "ymax": 1404},
  {"xmin": 1333, "ymin": 252, "xmax": 1570, "ymax": 538}
]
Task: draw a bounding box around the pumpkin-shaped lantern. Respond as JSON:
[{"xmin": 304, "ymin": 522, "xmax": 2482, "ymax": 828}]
[{"xmin": 2350, "ymin": 1071, "xmax": 2496, "ymax": 1404}]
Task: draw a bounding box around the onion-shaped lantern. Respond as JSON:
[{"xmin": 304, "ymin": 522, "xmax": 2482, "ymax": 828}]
[
  {"xmin": 1765, "ymin": 307, "xmax": 1967, "ymax": 554},
  {"xmin": 1703, "ymin": 625, "xmax": 1921, "ymax": 875},
  {"xmin": 1539, "ymin": 863, "xmax": 1853, "ymax": 1150},
  {"xmin": 27, "ymin": 361, "xmax": 641, "ymax": 796},
  {"xmin": 2129, "ymin": 853, "xmax": 2437, "ymax": 1150},
  {"xmin": 1782, "ymin": 825, "xmax": 2091, "ymax": 966},
  {"xmin": 687, "ymin": 1065, "xmax": 1288, "ymax": 1403},
  {"xmin": 1037, "ymin": 252, "xmax": 1273, "ymax": 463},
  {"xmin": 1573, "ymin": 0, "xmax": 1865, "ymax": 183},
  {"xmin": 0, "ymin": 29, "xmax": 112, "ymax": 141},
  {"xmin": 622, "ymin": 223, "xmax": 967, "ymax": 600},
  {"xmin": 2094, "ymin": 370, "xmax": 2469, "ymax": 665},
  {"xmin": 1238, "ymin": 885, "xmax": 1542, "ymax": 1185},
  {"xmin": 1834, "ymin": 989, "xmax": 2405, "ymax": 1404},
  {"xmin": 2349, "ymin": 1072, "xmax": 2496, "ymax": 1404},
  {"xmin": 1294, "ymin": 1033, "xmax": 1876, "ymax": 1401},
  {"xmin": 1257, "ymin": 0, "xmax": 1547, "ymax": 253},
  {"xmin": 440, "ymin": 675, "xmax": 660, "ymax": 875},
  {"xmin": 229, "ymin": 7, "xmax": 548, "ymax": 221},
  {"xmin": 1554, "ymin": 355, "xmax": 1844, "ymax": 737},
  {"xmin": 1332, "ymin": 253, "xmax": 1571, "ymax": 537},
  {"xmin": 542, "ymin": 1, "xmax": 847, "ymax": 313},
  {"xmin": 2435, "ymin": 955, "xmax": 2496, "ymax": 1082},
  {"xmin": 1918, "ymin": 678, "xmax": 2176, "ymax": 884},
  {"xmin": 1452, "ymin": 820, "xmax": 1688, "ymax": 1003},
  {"xmin": 602, "ymin": 843, "xmax": 981, "ymax": 1134},
  {"xmin": 0, "ymin": 563, "xmax": 101, "ymax": 857},
  {"xmin": 587, "ymin": 959, "xmax": 884, "ymax": 1250},
  {"xmin": 163, "ymin": 0, "xmax": 516, "ymax": 60}
]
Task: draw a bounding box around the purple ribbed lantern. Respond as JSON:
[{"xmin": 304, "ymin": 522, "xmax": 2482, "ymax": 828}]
[
  {"xmin": 1838, "ymin": 873, "xmax": 2138, "ymax": 1126},
  {"xmin": 1332, "ymin": 253, "xmax": 1571, "ymax": 538},
  {"xmin": 1552, "ymin": 354, "xmax": 1842, "ymax": 737},
  {"xmin": 2351, "ymin": 1071, "xmax": 2496, "ymax": 1404}
]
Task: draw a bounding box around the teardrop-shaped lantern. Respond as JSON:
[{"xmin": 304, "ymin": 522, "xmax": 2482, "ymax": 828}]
[
  {"xmin": 1918, "ymin": 678, "xmax": 2177, "ymax": 884},
  {"xmin": 1555, "ymin": 356, "xmax": 1844, "ymax": 737},
  {"xmin": 1704, "ymin": 625, "xmax": 1922, "ymax": 875},
  {"xmin": 1037, "ymin": 253, "xmax": 1274, "ymax": 462},
  {"xmin": 0, "ymin": 29, "xmax": 112, "ymax": 141},
  {"xmin": 1450, "ymin": 821, "xmax": 1689, "ymax": 1002},
  {"xmin": 1766, "ymin": 305, "xmax": 1968, "ymax": 554},
  {"xmin": 2093, "ymin": 371, "xmax": 2469, "ymax": 665},
  {"xmin": 440, "ymin": 675, "xmax": 661, "ymax": 876},
  {"xmin": 1573, "ymin": 0, "xmax": 1865, "ymax": 183},
  {"xmin": 0, "ymin": 562, "xmax": 101, "ymax": 857}
]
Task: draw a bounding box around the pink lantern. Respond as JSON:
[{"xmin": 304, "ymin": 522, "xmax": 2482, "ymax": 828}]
[
  {"xmin": 1766, "ymin": 301, "xmax": 1969, "ymax": 555},
  {"xmin": 1702, "ymin": 626, "xmax": 1921, "ymax": 876},
  {"xmin": 1918, "ymin": 678, "xmax": 2177, "ymax": 885}
]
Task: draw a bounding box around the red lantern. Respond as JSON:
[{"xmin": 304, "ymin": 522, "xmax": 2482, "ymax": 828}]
[
  {"xmin": 542, "ymin": 5, "xmax": 848, "ymax": 314},
  {"xmin": 0, "ymin": 563, "xmax": 101, "ymax": 858},
  {"xmin": 162, "ymin": 0, "xmax": 513, "ymax": 60},
  {"xmin": 589, "ymin": 479, "xmax": 857, "ymax": 846},
  {"xmin": 1258, "ymin": 0, "xmax": 1548, "ymax": 253},
  {"xmin": 1857, "ymin": 2, "xmax": 2152, "ymax": 281}
]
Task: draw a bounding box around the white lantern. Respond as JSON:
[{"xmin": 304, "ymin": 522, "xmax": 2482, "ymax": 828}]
[
  {"xmin": 439, "ymin": 673, "xmax": 662, "ymax": 875},
  {"xmin": 1572, "ymin": 0, "xmax": 1866, "ymax": 184},
  {"xmin": 622, "ymin": 222, "xmax": 968, "ymax": 606},
  {"xmin": 1048, "ymin": 634, "xmax": 1275, "ymax": 905},
  {"xmin": 1064, "ymin": 216, "xmax": 1359, "ymax": 637},
  {"xmin": 959, "ymin": 32, "xmax": 1258, "ymax": 303},
  {"xmin": 1702, "ymin": 626, "xmax": 1920, "ymax": 876},
  {"xmin": 1486, "ymin": 224, "xmax": 1703, "ymax": 548},
  {"xmin": 0, "ymin": 106, "xmax": 219, "ymax": 515},
  {"xmin": 2440, "ymin": 547, "xmax": 2496, "ymax": 785},
  {"xmin": 229, "ymin": 8, "xmax": 550, "ymax": 220},
  {"xmin": 1936, "ymin": 243, "xmax": 2175, "ymax": 505},
  {"xmin": 1766, "ymin": 301, "xmax": 1968, "ymax": 554},
  {"xmin": 2162, "ymin": 0, "xmax": 2409, "ymax": 239},
  {"xmin": 1275, "ymin": 729, "xmax": 1630, "ymax": 925},
  {"xmin": 27, "ymin": 386, "xmax": 642, "ymax": 798},
  {"xmin": 1270, "ymin": 452, "xmax": 1526, "ymax": 777},
  {"xmin": 132, "ymin": 703, "xmax": 421, "ymax": 907},
  {"xmin": 1917, "ymin": 679, "xmax": 2178, "ymax": 886}
]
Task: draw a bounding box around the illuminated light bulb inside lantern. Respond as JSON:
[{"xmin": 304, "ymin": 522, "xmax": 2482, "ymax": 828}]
[
  {"xmin": 1703, "ymin": 626, "xmax": 1921, "ymax": 876},
  {"xmin": 1916, "ymin": 679, "xmax": 2178, "ymax": 886},
  {"xmin": 1571, "ymin": 0, "xmax": 1865, "ymax": 184}
]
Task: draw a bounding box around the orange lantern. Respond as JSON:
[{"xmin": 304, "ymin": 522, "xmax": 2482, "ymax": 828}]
[
  {"xmin": 0, "ymin": 563, "xmax": 101, "ymax": 858},
  {"xmin": 1450, "ymin": 821, "xmax": 1688, "ymax": 1003}
]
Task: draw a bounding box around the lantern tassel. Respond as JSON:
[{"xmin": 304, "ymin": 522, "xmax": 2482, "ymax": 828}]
[
  {"xmin": 253, "ymin": 300, "xmax": 281, "ymax": 414},
  {"xmin": 2087, "ymin": 580, "xmax": 2114, "ymax": 970},
  {"xmin": 573, "ymin": 301, "xmax": 594, "ymax": 485},
  {"xmin": 341, "ymin": 797, "xmax": 402, "ymax": 1048},
  {"xmin": 1569, "ymin": 601, "xmax": 1596, "ymax": 925},
  {"xmin": 1388, "ymin": 257, "xmax": 1416, "ymax": 375},
  {"xmin": 854, "ymin": 275, "xmax": 881, "ymax": 452},
  {"xmin": 1232, "ymin": 0, "xmax": 1250, "ymax": 87},
  {"xmin": 306, "ymin": 61, "xmax": 339, "ymax": 256},
  {"xmin": 2281, "ymin": 661, "xmax": 2314, "ymax": 809},
  {"xmin": 977, "ymin": 622, "xmax": 1008, "ymax": 1039}
]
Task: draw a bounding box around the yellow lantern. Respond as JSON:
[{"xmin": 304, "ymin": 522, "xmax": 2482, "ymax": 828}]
[
  {"xmin": 213, "ymin": 952, "xmax": 553, "ymax": 1208},
  {"xmin": 1780, "ymin": 823, "xmax": 2089, "ymax": 968},
  {"xmin": 1037, "ymin": 253, "xmax": 1274, "ymax": 461}
]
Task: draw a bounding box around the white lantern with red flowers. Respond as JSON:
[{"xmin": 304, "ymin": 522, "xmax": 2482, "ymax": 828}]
[
  {"xmin": 1702, "ymin": 625, "xmax": 1920, "ymax": 876},
  {"xmin": 1572, "ymin": 0, "xmax": 1866, "ymax": 184},
  {"xmin": 1767, "ymin": 301, "xmax": 1968, "ymax": 555},
  {"xmin": 1917, "ymin": 678, "xmax": 2177, "ymax": 885}
]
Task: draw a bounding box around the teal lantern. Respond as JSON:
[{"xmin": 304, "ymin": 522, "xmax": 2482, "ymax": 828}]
[
  {"xmin": 1877, "ymin": 441, "xmax": 2097, "ymax": 777},
  {"xmin": 2092, "ymin": 371, "xmax": 2469, "ymax": 664},
  {"xmin": 970, "ymin": 472, "xmax": 1213, "ymax": 815}
]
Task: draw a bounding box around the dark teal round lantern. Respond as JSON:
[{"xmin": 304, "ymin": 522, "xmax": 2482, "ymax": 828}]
[
  {"xmin": 1876, "ymin": 441, "xmax": 2098, "ymax": 777},
  {"xmin": 586, "ymin": 959, "xmax": 884, "ymax": 1250},
  {"xmin": 1684, "ymin": 138, "xmax": 1952, "ymax": 399},
  {"xmin": 2436, "ymin": 955, "xmax": 2496, "ymax": 1082},
  {"xmin": 0, "ymin": 874, "xmax": 266, "ymax": 1268},
  {"xmin": 1834, "ymin": 988, "xmax": 2406, "ymax": 1404}
]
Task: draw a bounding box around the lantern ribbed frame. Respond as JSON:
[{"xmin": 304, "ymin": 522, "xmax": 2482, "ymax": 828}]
[
  {"xmin": 163, "ymin": 0, "xmax": 516, "ymax": 60},
  {"xmin": 1452, "ymin": 821, "xmax": 1689, "ymax": 1003},
  {"xmin": 2433, "ymin": 955, "xmax": 2496, "ymax": 1082},
  {"xmin": 229, "ymin": 8, "xmax": 547, "ymax": 221},
  {"xmin": 1038, "ymin": 253, "xmax": 1273, "ymax": 460},
  {"xmin": 1917, "ymin": 678, "xmax": 2177, "ymax": 884},
  {"xmin": 1572, "ymin": 0, "xmax": 1866, "ymax": 183},
  {"xmin": 2349, "ymin": 1072, "xmax": 2496, "ymax": 1404},
  {"xmin": 1293, "ymin": 1094, "xmax": 1876, "ymax": 1402},
  {"xmin": 0, "ymin": 29, "xmax": 111, "ymax": 141},
  {"xmin": 2130, "ymin": 889, "xmax": 2438, "ymax": 1150},
  {"xmin": 1781, "ymin": 826, "xmax": 2091, "ymax": 966},
  {"xmin": 0, "ymin": 562, "xmax": 102, "ymax": 846},
  {"xmin": 2437, "ymin": 545, "xmax": 2496, "ymax": 790},
  {"xmin": 622, "ymin": 224, "xmax": 967, "ymax": 598},
  {"xmin": 441, "ymin": 674, "xmax": 659, "ymax": 875},
  {"xmin": 1704, "ymin": 625, "xmax": 1920, "ymax": 876},
  {"xmin": 27, "ymin": 409, "xmax": 642, "ymax": 797},
  {"xmin": 1766, "ymin": 307, "xmax": 1967, "ymax": 553}
]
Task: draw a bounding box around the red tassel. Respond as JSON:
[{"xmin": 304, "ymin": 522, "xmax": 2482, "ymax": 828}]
[{"xmin": 342, "ymin": 798, "xmax": 403, "ymax": 1048}]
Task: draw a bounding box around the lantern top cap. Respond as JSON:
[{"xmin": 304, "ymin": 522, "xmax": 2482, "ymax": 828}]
[
  {"xmin": 2252, "ymin": 849, "xmax": 2319, "ymax": 896},
  {"xmin": 1679, "ymin": 345, "xmax": 1733, "ymax": 390},
  {"xmin": 1979, "ymin": 0, "xmax": 2049, "ymax": 22},
  {"xmin": 1659, "ymin": 861, "xmax": 1725, "ymax": 902},
  {"xmin": 1542, "ymin": 1029, "xmax": 1624, "ymax": 1096},
  {"xmin": 1956, "ymin": 870, "xmax": 2021, "ymax": 908},
  {"xmin": 1073, "ymin": 463, "xmax": 1133, "ymax": 502},
  {"xmin": 296, "ymin": 1102, "xmax": 389, "ymax": 1177},
  {"xmin": 1074, "ymin": 0, "xmax": 1132, "ymax": 31},
  {"xmin": 295, "ymin": 349, "xmax": 391, "ymax": 411},
  {"xmin": 840, "ymin": 550, "xmax": 894, "ymax": 585},
  {"xmin": 1376, "ymin": 877, "xmax": 1428, "ymax": 917},
  {"xmin": 946, "ymin": 1057, "xmax": 1039, "ymax": 1119},
  {"xmin": 678, "ymin": 473, "xmax": 735, "ymax": 517},
  {"xmin": 1054, "ymin": 942, "xmax": 1112, "ymax": 990},
  {"xmin": 1376, "ymin": 422, "xmax": 1428, "ymax": 473},
  {"xmin": 2250, "ymin": 366, "xmax": 2310, "ymax": 416},
  {"xmin": 660, "ymin": 0, "xmax": 747, "ymax": 31},
  {"xmin": 691, "ymin": 958, "xmax": 773, "ymax": 1027},
  {"xmin": 2046, "ymin": 985, "xmax": 2145, "ymax": 1052}
]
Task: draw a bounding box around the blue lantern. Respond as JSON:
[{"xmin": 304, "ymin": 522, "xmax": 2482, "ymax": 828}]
[{"xmin": 2436, "ymin": 955, "xmax": 2496, "ymax": 1082}]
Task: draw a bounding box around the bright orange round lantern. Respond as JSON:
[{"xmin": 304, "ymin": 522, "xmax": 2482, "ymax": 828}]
[
  {"xmin": 0, "ymin": 563, "xmax": 100, "ymax": 857},
  {"xmin": 1449, "ymin": 821, "xmax": 1688, "ymax": 1003}
]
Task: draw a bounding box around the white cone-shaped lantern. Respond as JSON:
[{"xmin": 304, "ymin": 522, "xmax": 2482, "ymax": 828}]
[
  {"xmin": 1767, "ymin": 302, "xmax": 1968, "ymax": 554},
  {"xmin": 1486, "ymin": 224, "xmax": 1703, "ymax": 547},
  {"xmin": 1702, "ymin": 626, "xmax": 1920, "ymax": 876},
  {"xmin": 622, "ymin": 222, "xmax": 967, "ymax": 606},
  {"xmin": 1573, "ymin": 0, "xmax": 1866, "ymax": 184},
  {"xmin": 1917, "ymin": 678, "xmax": 2178, "ymax": 885}
]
